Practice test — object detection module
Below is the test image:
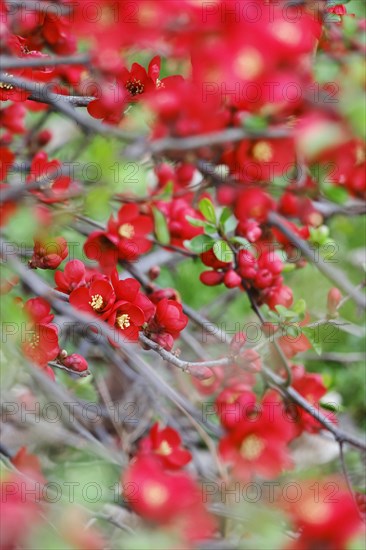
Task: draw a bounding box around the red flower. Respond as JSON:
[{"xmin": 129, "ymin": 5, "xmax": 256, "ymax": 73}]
[
  {"xmin": 146, "ymin": 298, "xmax": 188, "ymax": 350},
  {"xmin": 54, "ymin": 260, "xmax": 87, "ymax": 294},
  {"xmin": 122, "ymin": 455, "xmax": 216, "ymax": 540},
  {"xmin": 87, "ymin": 82, "xmax": 127, "ymax": 124},
  {"xmin": 216, "ymin": 384, "xmax": 257, "ymax": 430},
  {"xmin": 0, "ymin": 147, "xmax": 15, "ymax": 181},
  {"xmin": 155, "ymin": 299, "xmax": 188, "ymax": 335},
  {"xmin": 23, "ymin": 297, "xmax": 54, "ymax": 325},
  {"xmin": 219, "ymin": 391, "xmax": 295, "ymax": 481},
  {"xmin": 234, "ymin": 188, "xmax": 274, "ymax": 223},
  {"xmin": 22, "ymin": 323, "xmax": 59, "ymax": 368},
  {"xmin": 0, "ymin": 103, "xmax": 26, "ymax": 134},
  {"xmin": 84, "ymin": 204, "xmax": 153, "ymax": 271},
  {"xmin": 327, "ymin": 5, "xmax": 347, "ymax": 16},
  {"xmin": 69, "ymin": 279, "xmax": 115, "ymax": 320},
  {"xmin": 123, "ymin": 455, "xmax": 198, "ymax": 523},
  {"xmin": 287, "ymin": 364, "xmax": 336, "ymax": 435},
  {"xmin": 155, "ymin": 198, "xmax": 204, "ymax": 248},
  {"xmin": 139, "ymin": 423, "xmax": 192, "ymax": 470},
  {"xmin": 285, "ymin": 480, "xmax": 364, "ymax": 550},
  {"xmin": 192, "ymin": 366, "xmax": 224, "ymax": 395},
  {"xmin": 29, "ymin": 236, "xmax": 68, "ymax": 270},
  {"xmin": 0, "ymin": 184, "xmax": 17, "ymax": 226},
  {"xmin": 224, "ymin": 138, "xmax": 296, "ymax": 183},
  {"xmin": 120, "ymin": 56, "xmax": 181, "ymax": 101},
  {"xmin": 97, "ymin": 275, "xmax": 154, "ymax": 343},
  {"xmin": 26, "ymin": 152, "xmax": 72, "ymax": 203},
  {"xmin": 111, "ymin": 274, "xmax": 155, "ymax": 322},
  {"xmin": 0, "ymin": 473, "xmax": 41, "ymax": 550}
]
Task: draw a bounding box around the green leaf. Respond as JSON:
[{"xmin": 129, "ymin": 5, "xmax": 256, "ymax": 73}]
[
  {"xmin": 275, "ymin": 305, "xmax": 297, "ymax": 319},
  {"xmin": 199, "ymin": 198, "xmax": 216, "ymax": 224},
  {"xmin": 219, "ymin": 206, "xmax": 232, "ymax": 225},
  {"xmin": 185, "ymin": 215, "xmax": 210, "ymax": 228},
  {"xmin": 231, "ymin": 236, "xmax": 251, "ymax": 249},
  {"xmin": 153, "ymin": 207, "xmax": 170, "ymax": 245},
  {"xmin": 85, "ymin": 187, "xmax": 111, "ymax": 220},
  {"xmin": 303, "ymin": 327, "xmax": 322, "ymax": 355},
  {"xmin": 184, "ymin": 234, "xmax": 215, "ymax": 254},
  {"xmin": 223, "ymin": 215, "xmax": 237, "ymax": 234},
  {"xmin": 242, "ymin": 114, "xmax": 268, "ymax": 132},
  {"xmin": 323, "ymin": 183, "xmax": 349, "ymax": 204},
  {"xmin": 213, "ymin": 240, "xmax": 234, "ymax": 263}
]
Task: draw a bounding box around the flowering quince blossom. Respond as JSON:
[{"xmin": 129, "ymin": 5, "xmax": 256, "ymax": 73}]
[
  {"xmin": 146, "ymin": 298, "xmax": 188, "ymax": 350},
  {"xmin": 29, "ymin": 236, "xmax": 68, "ymax": 270},
  {"xmin": 286, "ymin": 364, "xmax": 337, "ymax": 436},
  {"xmin": 1, "ymin": 0, "xmax": 366, "ymax": 547},
  {"xmin": 123, "ymin": 455, "xmax": 216, "ymax": 541},
  {"xmin": 69, "ymin": 279, "xmax": 116, "ymax": 320},
  {"xmin": 84, "ymin": 203, "xmax": 153, "ymax": 271},
  {"xmin": 219, "ymin": 390, "xmax": 296, "ymax": 481},
  {"xmin": 283, "ymin": 480, "xmax": 364, "ymax": 550},
  {"xmin": 138, "ymin": 423, "xmax": 192, "ymax": 469},
  {"xmin": 22, "ymin": 297, "xmax": 60, "ymax": 372},
  {"xmin": 26, "ymin": 152, "xmax": 73, "ymax": 203}
]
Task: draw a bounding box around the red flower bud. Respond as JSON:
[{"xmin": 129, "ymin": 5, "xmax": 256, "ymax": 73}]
[
  {"xmin": 224, "ymin": 270, "xmax": 242, "ymax": 288},
  {"xmin": 200, "ymin": 270, "xmax": 224, "ymax": 286},
  {"xmin": 30, "ymin": 237, "xmax": 68, "ymax": 270},
  {"xmin": 230, "ymin": 332, "xmax": 247, "ymax": 353},
  {"xmin": 62, "ymin": 354, "xmax": 89, "ymax": 373},
  {"xmin": 327, "ymin": 287, "xmax": 342, "ymax": 315},
  {"xmin": 148, "ymin": 266, "xmax": 161, "ymax": 281}
]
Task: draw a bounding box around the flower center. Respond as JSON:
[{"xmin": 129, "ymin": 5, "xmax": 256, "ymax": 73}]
[
  {"xmin": 0, "ymin": 73, "xmax": 14, "ymax": 90},
  {"xmin": 156, "ymin": 78, "xmax": 165, "ymax": 89},
  {"xmin": 116, "ymin": 313, "xmax": 131, "ymax": 330},
  {"xmin": 89, "ymin": 294, "xmax": 104, "ymax": 311},
  {"xmin": 234, "ymin": 48, "xmax": 263, "ymax": 80},
  {"xmin": 252, "ymin": 141, "xmax": 273, "ymax": 162},
  {"xmin": 125, "ymin": 78, "xmax": 145, "ymax": 96},
  {"xmin": 201, "ymin": 375, "xmax": 215, "ymax": 386},
  {"xmin": 28, "ymin": 332, "xmax": 40, "ymax": 349},
  {"xmin": 143, "ymin": 482, "xmax": 169, "ymax": 507},
  {"xmin": 299, "ymin": 499, "xmax": 331, "ymax": 524},
  {"xmin": 118, "ymin": 223, "xmax": 135, "ymax": 239},
  {"xmin": 240, "ymin": 434, "xmax": 264, "ymax": 461},
  {"xmin": 156, "ymin": 440, "xmax": 172, "ymax": 456}
]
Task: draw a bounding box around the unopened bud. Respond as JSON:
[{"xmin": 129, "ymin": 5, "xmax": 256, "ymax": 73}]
[{"xmin": 327, "ymin": 287, "xmax": 342, "ymax": 316}]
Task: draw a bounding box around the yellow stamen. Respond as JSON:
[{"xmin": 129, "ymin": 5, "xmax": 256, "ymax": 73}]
[
  {"xmin": 143, "ymin": 482, "xmax": 169, "ymax": 507},
  {"xmin": 156, "ymin": 440, "xmax": 172, "ymax": 456},
  {"xmin": 240, "ymin": 434, "xmax": 264, "ymax": 461},
  {"xmin": 89, "ymin": 294, "xmax": 104, "ymax": 311},
  {"xmin": 116, "ymin": 313, "xmax": 131, "ymax": 330},
  {"xmin": 252, "ymin": 141, "xmax": 273, "ymax": 162},
  {"xmin": 125, "ymin": 78, "xmax": 145, "ymax": 96},
  {"xmin": 118, "ymin": 223, "xmax": 135, "ymax": 239}
]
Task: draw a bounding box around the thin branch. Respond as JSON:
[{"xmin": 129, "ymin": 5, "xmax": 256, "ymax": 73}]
[
  {"xmin": 268, "ymin": 211, "xmax": 366, "ymax": 310},
  {"xmin": 0, "ymin": 54, "xmax": 90, "ymax": 69}
]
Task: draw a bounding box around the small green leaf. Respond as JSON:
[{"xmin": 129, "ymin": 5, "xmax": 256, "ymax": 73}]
[
  {"xmin": 153, "ymin": 207, "xmax": 170, "ymax": 245},
  {"xmin": 199, "ymin": 198, "xmax": 216, "ymax": 224},
  {"xmin": 231, "ymin": 236, "xmax": 250, "ymax": 249},
  {"xmin": 184, "ymin": 234, "xmax": 215, "ymax": 254},
  {"xmin": 223, "ymin": 215, "xmax": 237, "ymax": 234},
  {"xmin": 213, "ymin": 240, "xmax": 234, "ymax": 263},
  {"xmin": 185, "ymin": 215, "xmax": 208, "ymax": 228},
  {"xmin": 293, "ymin": 299, "xmax": 307, "ymax": 315},
  {"xmin": 303, "ymin": 327, "xmax": 322, "ymax": 355},
  {"xmin": 219, "ymin": 207, "xmax": 232, "ymax": 224},
  {"xmin": 242, "ymin": 114, "xmax": 268, "ymax": 132}
]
